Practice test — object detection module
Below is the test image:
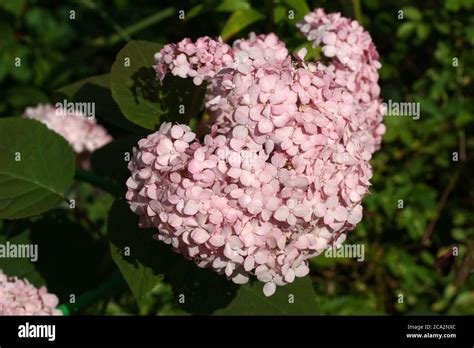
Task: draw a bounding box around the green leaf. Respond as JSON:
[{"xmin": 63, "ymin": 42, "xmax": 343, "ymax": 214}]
[
  {"xmin": 397, "ymin": 22, "xmax": 416, "ymax": 38},
  {"xmin": 273, "ymin": 5, "xmax": 287, "ymax": 24},
  {"xmin": 217, "ymin": 0, "xmax": 251, "ymax": 12},
  {"xmin": 445, "ymin": 0, "xmax": 462, "ymax": 12},
  {"xmin": 186, "ymin": 4, "xmax": 206, "ymax": 20},
  {"xmin": 220, "ymin": 9, "xmax": 264, "ymax": 41},
  {"xmin": 448, "ymin": 291, "xmax": 474, "ymax": 314},
  {"xmin": 110, "ymin": 40, "xmax": 206, "ymax": 130},
  {"xmin": 108, "ymin": 200, "xmax": 318, "ymax": 314},
  {"xmin": 402, "ymin": 6, "xmax": 422, "ymax": 21},
  {"xmin": 434, "ymin": 42, "xmax": 451, "ymax": 64},
  {"xmin": 215, "ymin": 276, "xmax": 318, "ymax": 315},
  {"xmin": 455, "ymin": 111, "xmax": 473, "ymax": 127},
  {"xmin": 0, "ymin": 0, "xmax": 26, "ymax": 17},
  {"xmin": 0, "ymin": 118, "xmax": 74, "ymax": 219},
  {"xmin": 9, "ymin": 45, "xmax": 31, "ymax": 82},
  {"xmin": 416, "ymin": 23, "xmax": 430, "ymax": 41},
  {"xmin": 56, "ymin": 73, "xmax": 144, "ymax": 132},
  {"xmin": 398, "ymin": 208, "xmax": 427, "ymax": 240},
  {"xmin": 451, "ymin": 228, "xmax": 467, "ymax": 241},
  {"xmin": 6, "ymin": 87, "xmax": 49, "ymax": 110},
  {"xmin": 465, "ymin": 25, "xmax": 474, "ymax": 45}
]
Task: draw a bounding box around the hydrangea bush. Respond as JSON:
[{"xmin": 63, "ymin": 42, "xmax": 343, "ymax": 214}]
[{"xmin": 125, "ymin": 8, "xmax": 384, "ymax": 296}]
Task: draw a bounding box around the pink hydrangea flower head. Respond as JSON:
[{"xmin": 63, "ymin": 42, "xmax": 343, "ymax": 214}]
[
  {"xmin": 23, "ymin": 104, "xmax": 112, "ymax": 154},
  {"xmin": 0, "ymin": 270, "xmax": 62, "ymax": 315},
  {"xmin": 128, "ymin": 8, "xmax": 384, "ymax": 296}
]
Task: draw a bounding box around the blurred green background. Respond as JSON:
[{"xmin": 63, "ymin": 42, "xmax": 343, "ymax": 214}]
[{"xmin": 0, "ymin": 0, "xmax": 473, "ymax": 315}]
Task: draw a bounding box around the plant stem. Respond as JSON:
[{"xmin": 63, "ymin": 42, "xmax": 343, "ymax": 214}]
[
  {"xmin": 77, "ymin": 0, "xmax": 130, "ymax": 43},
  {"xmin": 58, "ymin": 272, "xmax": 126, "ymax": 315},
  {"xmin": 71, "ymin": 204, "xmax": 108, "ymax": 246},
  {"xmin": 455, "ymin": 241, "xmax": 474, "ymax": 287},
  {"xmin": 459, "ymin": 130, "xmax": 467, "ymax": 162},
  {"xmin": 352, "ymin": 0, "xmax": 363, "ymax": 24},
  {"xmin": 422, "ymin": 170, "xmax": 460, "ymax": 246},
  {"xmin": 107, "ymin": 7, "xmax": 175, "ymax": 46}
]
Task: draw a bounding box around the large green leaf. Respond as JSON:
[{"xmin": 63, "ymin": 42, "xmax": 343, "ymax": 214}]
[
  {"xmin": 108, "ymin": 200, "xmax": 318, "ymax": 314},
  {"xmin": 220, "ymin": 9, "xmax": 264, "ymax": 41},
  {"xmin": 215, "ymin": 276, "xmax": 318, "ymax": 315},
  {"xmin": 0, "ymin": 118, "xmax": 74, "ymax": 219},
  {"xmin": 110, "ymin": 40, "xmax": 206, "ymax": 130},
  {"xmin": 55, "ymin": 73, "xmax": 144, "ymax": 132}
]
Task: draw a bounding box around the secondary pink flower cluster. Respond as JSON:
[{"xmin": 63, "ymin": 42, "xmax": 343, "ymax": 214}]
[
  {"xmin": 154, "ymin": 36, "xmax": 234, "ymax": 86},
  {"xmin": 0, "ymin": 270, "xmax": 62, "ymax": 315},
  {"xmin": 127, "ymin": 8, "xmax": 384, "ymax": 296},
  {"xmin": 23, "ymin": 104, "xmax": 112, "ymax": 154},
  {"xmin": 297, "ymin": 8, "xmax": 385, "ymax": 148}
]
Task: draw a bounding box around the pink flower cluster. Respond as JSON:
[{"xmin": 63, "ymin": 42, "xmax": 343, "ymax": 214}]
[
  {"xmin": 297, "ymin": 8, "xmax": 385, "ymax": 148},
  {"xmin": 127, "ymin": 8, "xmax": 384, "ymax": 296},
  {"xmin": 0, "ymin": 270, "xmax": 62, "ymax": 315},
  {"xmin": 23, "ymin": 104, "xmax": 112, "ymax": 154},
  {"xmin": 154, "ymin": 36, "xmax": 234, "ymax": 86}
]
